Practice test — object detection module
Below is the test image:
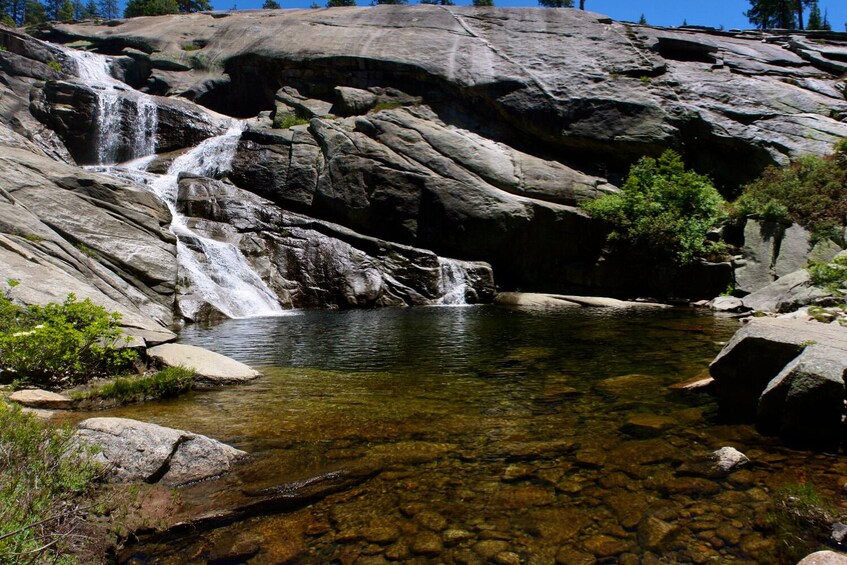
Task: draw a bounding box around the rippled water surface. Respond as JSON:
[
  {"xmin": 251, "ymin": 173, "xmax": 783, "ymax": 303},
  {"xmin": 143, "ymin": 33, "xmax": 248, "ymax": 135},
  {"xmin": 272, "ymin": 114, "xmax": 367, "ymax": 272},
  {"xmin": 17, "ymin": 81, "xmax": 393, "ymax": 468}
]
[{"xmin": 92, "ymin": 306, "xmax": 847, "ymax": 563}]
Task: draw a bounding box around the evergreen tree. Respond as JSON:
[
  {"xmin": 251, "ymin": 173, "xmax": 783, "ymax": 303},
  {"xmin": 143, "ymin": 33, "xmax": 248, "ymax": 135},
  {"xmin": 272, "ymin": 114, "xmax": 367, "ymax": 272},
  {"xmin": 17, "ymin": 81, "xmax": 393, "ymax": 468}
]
[
  {"xmin": 7, "ymin": 0, "xmax": 27, "ymax": 24},
  {"xmin": 537, "ymin": 0, "xmax": 572, "ymax": 7},
  {"xmin": 373, "ymin": 0, "xmax": 407, "ymax": 4},
  {"xmin": 176, "ymin": 0, "xmax": 209, "ymax": 12},
  {"xmin": 806, "ymin": 0, "xmax": 822, "ymax": 29},
  {"xmin": 81, "ymin": 0, "xmax": 97, "ymax": 16},
  {"xmin": 472, "ymin": 0, "xmax": 492, "ymax": 5},
  {"xmin": 23, "ymin": 0, "xmax": 46, "ymax": 24},
  {"xmin": 124, "ymin": 0, "xmax": 177, "ymax": 17},
  {"xmin": 578, "ymin": 0, "xmax": 584, "ymax": 8},
  {"xmin": 745, "ymin": 0, "xmax": 812, "ymax": 30},
  {"xmin": 821, "ymin": 9, "xmax": 831, "ymax": 30},
  {"xmin": 638, "ymin": 13, "xmax": 647, "ymax": 24},
  {"xmin": 421, "ymin": 0, "xmax": 455, "ymax": 4},
  {"xmin": 57, "ymin": 0, "xmax": 72, "ymax": 19},
  {"xmin": 262, "ymin": 0, "xmax": 279, "ymax": 7},
  {"xmin": 326, "ymin": 0, "xmax": 355, "ymax": 6},
  {"xmin": 98, "ymin": 0, "xmax": 116, "ymax": 17},
  {"xmin": 682, "ymin": 18, "xmax": 688, "ymax": 26}
]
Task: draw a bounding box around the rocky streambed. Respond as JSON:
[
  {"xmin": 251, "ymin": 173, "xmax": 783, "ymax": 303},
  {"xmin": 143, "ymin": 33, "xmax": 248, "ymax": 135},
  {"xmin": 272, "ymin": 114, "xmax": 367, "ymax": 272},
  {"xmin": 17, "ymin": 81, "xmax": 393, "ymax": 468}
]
[{"xmin": 47, "ymin": 306, "xmax": 847, "ymax": 564}]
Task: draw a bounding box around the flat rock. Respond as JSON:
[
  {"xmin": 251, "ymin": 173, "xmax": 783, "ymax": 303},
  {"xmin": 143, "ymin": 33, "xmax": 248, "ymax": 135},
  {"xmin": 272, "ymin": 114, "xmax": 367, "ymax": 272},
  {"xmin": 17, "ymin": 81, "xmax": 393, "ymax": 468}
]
[
  {"xmin": 8, "ymin": 389, "xmax": 72, "ymax": 409},
  {"xmin": 75, "ymin": 417, "xmax": 245, "ymax": 485},
  {"xmin": 495, "ymin": 292, "xmax": 667, "ymax": 309},
  {"xmin": 742, "ymin": 269, "xmax": 832, "ymax": 313},
  {"xmin": 710, "ymin": 296, "xmax": 745, "ymax": 312},
  {"xmin": 147, "ymin": 343, "xmax": 260, "ymax": 384}
]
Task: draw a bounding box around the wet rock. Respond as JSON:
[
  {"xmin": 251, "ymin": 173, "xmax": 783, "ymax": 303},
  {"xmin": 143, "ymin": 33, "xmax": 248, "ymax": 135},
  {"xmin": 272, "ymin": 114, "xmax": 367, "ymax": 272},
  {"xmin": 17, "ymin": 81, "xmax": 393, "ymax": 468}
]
[
  {"xmin": 668, "ymin": 375, "xmax": 714, "ymax": 392},
  {"xmin": 527, "ymin": 508, "xmax": 592, "ymax": 543},
  {"xmin": 582, "ymin": 534, "xmax": 629, "ymax": 558},
  {"xmin": 415, "ymin": 510, "xmax": 448, "ymax": 532},
  {"xmin": 8, "ymin": 389, "xmax": 72, "ymax": 409},
  {"xmin": 146, "ymin": 343, "xmax": 260, "ymax": 384},
  {"xmin": 495, "ymin": 440, "xmax": 576, "ymax": 462},
  {"xmin": 383, "ymin": 540, "xmax": 410, "ymax": 560},
  {"xmin": 502, "ymin": 464, "xmax": 534, "ymax": 482},
  {"xmin": 595, "ymin": 374, "xmax": 660, "ymax": 397},
  {"xmin": 604, "ymin": 491, "xmax": 652, "ymax": 529},
  {"xmin": 442, "ymin": 529, "xmax": 474, "ymax": 547},
  {"xmin": 637, "ymin": 516, "xmax": 679, "ymax": 551},
  {"xmin": 607, "ymin": 439, "xmax": 681, "ymax": 466},
  {"xmin": 409, "ymin": 531, "xmax": 443, "ymax": 556},
  {"xmin": 491, "ymin": 485, "xmax": 556, "ymax": 509},
  {"xmin": 474, "ymin": 540, "xmax": 510, "ymax": 559},
  {"xmin": 75, "ymin": 417, "xmax": 245, "ymax": 485},
  {"xmin": 574, "ymin": 448, "xmax": 607, "ymax": 468},
  {"xmin": 555, "ymin": 546, "xmax": 596, "ymax": 565},
  {"xmin": 711, "ymin": 446, "xmax": 750, "ymax": 474},
  {"xmin": 798, "ymin": 550, "xmax": 847, "ymax": 565},
  {"xmin": 660, "ymin": 477, "xmax": 721, "ymax": 497},
  {"xmin": 494, "ymin": 551, "xmax": 521, "ymax": 565},
  {"xmin": 619, "ymin": 414, "xmax": 676, "ymax": 438},
  {"xmin": 715, "ymin": 523, "xmax": 743, "ymax": 545},
  {"xmin": 362, "ymin": 523, "xmax": 401, "ymax": 545}
]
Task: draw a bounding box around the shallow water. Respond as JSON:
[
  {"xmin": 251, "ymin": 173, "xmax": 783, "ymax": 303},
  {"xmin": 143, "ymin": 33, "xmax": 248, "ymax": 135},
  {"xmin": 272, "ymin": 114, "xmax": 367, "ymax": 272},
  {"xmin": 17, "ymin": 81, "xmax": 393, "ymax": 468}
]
[{"xmin": 86, "ymin": 306, "xmax": 847, "ymax": 563}]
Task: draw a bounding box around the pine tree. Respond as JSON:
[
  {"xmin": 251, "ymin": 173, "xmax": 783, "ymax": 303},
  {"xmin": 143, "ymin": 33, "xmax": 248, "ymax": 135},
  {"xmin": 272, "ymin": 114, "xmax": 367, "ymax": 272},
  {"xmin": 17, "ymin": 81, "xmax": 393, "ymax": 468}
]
[
  {"xmin": 98, "ymin": 0, "xmax": 116, "ymax": 17},
  {"xmin": 821, "ymin": 9, "xmax": 831, "ymax": 30},
  {"xmin": 578, "ymin": 0, "xmax": 584, "ymax": 9},
  {"xmin": 421, "ymin": 0, "xmax": 455, "ymax": 4},
  {"xmin": 124, "ymin": 0, "xmax": 178, "ymax": 16},
  {"xmin": 806, "ymin": 0, "xmax": 822, "ymax": 30},
  {"xmin": 638, "ymin": 13, "xmax": 647, "ymax": 24},
  {"xmin": 262, "ymin": 0, "xmax": 279, "ymax": 7},
  {"xmin": 23, "ymin": 0, "xmax": 46, "ymax": 23},
  {"xmin": 745, "ymin": 0, "xmax": 813, "ymax": 30},
  {"xmin": 373, "ymin": 0, "xmax": 407, "ymax": 4},
  {"xmin": 81, "ymin": 0, "xmax": 97, "ymax": 16},
  {"xmin": 682, "ymin": 18, "xmax": 688, "ymax": 26},
  {"xmin": 176, "ymin": 0, "xmax": 209, "ymax": 12},
  {"xmin": 57, "ymin": 0, "xmax": 73, "ymax": 20},
  {"xmin": 326, "ymin": 0, "xmax": 355, "ymax": 6},
  {"xmin": 537, "ymin": 0, "xmax": 573, "ymax": 7},
  {"xmin": 472, "ymin": 0, "xmax": 493, "ymax": 5}
]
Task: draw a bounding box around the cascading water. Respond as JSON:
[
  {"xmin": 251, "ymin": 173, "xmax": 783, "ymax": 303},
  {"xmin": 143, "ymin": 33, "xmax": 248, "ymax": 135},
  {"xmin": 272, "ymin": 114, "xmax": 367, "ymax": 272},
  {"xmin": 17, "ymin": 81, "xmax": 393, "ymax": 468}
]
[
  {"xmin": 65, "ymin": 47, "xmax": 284, "ymax": 319},
  {"xmin": 437, "ymin": 258, "xmax": 470, "ymax": 305},
  {"xmin": 64, "ymin": 49, "xmax": 158, "ymax": 165}
]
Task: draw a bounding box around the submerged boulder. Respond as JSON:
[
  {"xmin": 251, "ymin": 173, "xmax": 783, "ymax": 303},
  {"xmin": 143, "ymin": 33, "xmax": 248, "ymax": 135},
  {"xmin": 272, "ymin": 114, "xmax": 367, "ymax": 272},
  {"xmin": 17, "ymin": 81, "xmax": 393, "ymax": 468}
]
[{"xmin": 75, "ymin": 417, "xmax": 245, "ymax": 485}]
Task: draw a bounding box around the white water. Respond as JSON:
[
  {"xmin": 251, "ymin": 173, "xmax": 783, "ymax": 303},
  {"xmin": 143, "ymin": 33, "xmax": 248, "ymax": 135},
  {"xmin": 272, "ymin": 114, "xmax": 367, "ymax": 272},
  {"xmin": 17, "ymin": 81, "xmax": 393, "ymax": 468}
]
[
  {"xmin": 65, "ymin": 49, "xmax": 158, "ymax": 165},
  {"xmin": 437, "ymin": 258, "xmax": 469, "ymax": 305},
  {"xmin": 67, "ymin": 47, "xmax": 284, "ymax": 319}
]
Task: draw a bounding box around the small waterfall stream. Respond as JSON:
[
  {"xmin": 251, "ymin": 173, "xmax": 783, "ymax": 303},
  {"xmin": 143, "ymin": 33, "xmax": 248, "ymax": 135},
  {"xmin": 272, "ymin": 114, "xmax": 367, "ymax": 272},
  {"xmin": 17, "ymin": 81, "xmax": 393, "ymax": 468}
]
[
  {"xmin": 437, "ymin": 258, "xmax": 469, "ymax": 305},
  {"xmin": 64, "ymin": 47, "xmax": 284, "ymax": 319}
]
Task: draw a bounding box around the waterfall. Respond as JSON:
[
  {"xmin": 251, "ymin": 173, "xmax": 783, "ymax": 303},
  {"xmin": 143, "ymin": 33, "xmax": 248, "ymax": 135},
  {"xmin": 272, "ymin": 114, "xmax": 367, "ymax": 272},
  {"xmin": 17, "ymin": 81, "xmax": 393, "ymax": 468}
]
[
  {"xmin": 437, "ymin": 258, "xmax": 470, "ymax": 305},
  {"xmin": 64, "ymin": 49, "xmax": 157, "ymax": 165},
  {"xmin": 65, "ymin": 47, "xmax": 284, "ymax": 319}
]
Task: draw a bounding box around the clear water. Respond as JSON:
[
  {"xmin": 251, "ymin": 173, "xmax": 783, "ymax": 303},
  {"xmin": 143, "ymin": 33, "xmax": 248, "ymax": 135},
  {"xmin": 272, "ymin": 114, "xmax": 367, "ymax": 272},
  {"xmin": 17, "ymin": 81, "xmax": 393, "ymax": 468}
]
[{"xmin": 70, "ymin": 306, "xmax": 847, "ymax": 563}]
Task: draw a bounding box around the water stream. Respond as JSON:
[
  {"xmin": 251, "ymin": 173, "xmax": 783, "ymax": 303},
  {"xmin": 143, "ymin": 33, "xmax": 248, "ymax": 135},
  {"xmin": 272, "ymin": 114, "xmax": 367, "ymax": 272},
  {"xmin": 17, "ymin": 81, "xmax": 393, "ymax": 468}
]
[
  {"xmin": 62, "ymin": 307, "xmax": 846, "ymax": 564},
  {"xmin": 65, "ymin": 47, "xmax": 285, "ymax": 318}
]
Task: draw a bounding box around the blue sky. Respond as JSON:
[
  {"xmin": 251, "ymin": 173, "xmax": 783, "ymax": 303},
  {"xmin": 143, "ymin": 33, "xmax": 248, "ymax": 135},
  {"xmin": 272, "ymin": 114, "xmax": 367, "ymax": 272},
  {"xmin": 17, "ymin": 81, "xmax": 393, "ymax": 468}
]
[{"xmin": 213, "ymin": 0, "xmax": 846, "ymax": 31}]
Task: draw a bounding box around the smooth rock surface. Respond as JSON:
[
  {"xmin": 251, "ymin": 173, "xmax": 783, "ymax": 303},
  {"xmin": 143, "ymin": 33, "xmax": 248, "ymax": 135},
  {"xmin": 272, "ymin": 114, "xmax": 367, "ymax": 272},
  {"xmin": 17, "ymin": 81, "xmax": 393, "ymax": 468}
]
[
  {"xmin": 8, "ymin": 389, "xmax": 72, "ymax": 409},
  {"xmin": 711, "ymin": 447, "xmax": 749, "ymax": 474},
  {"xmin": 147, "ymin": 343, "xmax": 260, "ymax": 384},
  {"xmin": 75, "ymin": 417, "xmax": 245, "ymax": 485},
  {"xmin": 797, "ymin": 551, "xmax": 847, "ymax": 565}
]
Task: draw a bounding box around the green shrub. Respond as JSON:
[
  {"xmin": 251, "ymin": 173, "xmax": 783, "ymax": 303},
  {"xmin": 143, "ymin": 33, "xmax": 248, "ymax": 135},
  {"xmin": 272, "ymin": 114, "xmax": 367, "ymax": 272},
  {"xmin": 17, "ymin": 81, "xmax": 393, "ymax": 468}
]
[
  {"xmin": 0, "ymin": 403, "xmax": 100, "ymax": 562},
  {"xmin": 180, "ymin": 43, "xmax": 200, "ymax": 51},
  {"xmin": 273, "ymin": 115, "xmax": 310, "ymax": 129},
  {"xmin": 807, "ymin": 255, "xmax": 847, "ymax": 295},
  {"xmin": 764, "ymin": 481, "xmax": 840, "ymax": 563},
  {"xmin": 0, "ymin": 293, "xmax": 136, "ymax": 388},
  {"xmin": 371, "ymin": 101, "xmax": 405, "ymax": 112},
  {"xmin": 75, "ymin": 366, "xmax": 195, "ymax": 404},
  {"xmin": 735, "ymin": 146, "xmax": 847, "ymax": 244},
  {"xmin": 582, "ymin": 150, "xmax": 726, "ymax": 265},
  {"xmin": 47, "ymin": 60, "xmax": 62, "ymax": 72}
]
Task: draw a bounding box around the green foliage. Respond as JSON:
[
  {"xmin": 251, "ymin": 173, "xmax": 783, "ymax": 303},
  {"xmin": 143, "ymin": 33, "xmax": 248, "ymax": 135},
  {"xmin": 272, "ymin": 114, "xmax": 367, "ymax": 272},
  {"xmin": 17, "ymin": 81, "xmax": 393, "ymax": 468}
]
[
  {"xmin": 806, "ymin": 0, "xmax": 822, "ymax": 29},
  {"xmin": 807, "ymin": 255, "xmax": 847, "ymax": 295},
  {"xmin": 23, "ymin": 0, "xmax": 47, "ymax": 25},
  {"xmin": 371, "ymin": 101, "xmax": 404, "ymax": 112},
  {"xmin": 745, "ymin": 0, "xmax": 800, "ymax": 29},
  {"xmin": 734, "ymin": 146, "xmax": 847, "ymax": 245},
  {"xmin": 56, "ymin": 0, "xmax": 73, "ymax": 20},
  {"xmin": 537, "ymin": 0, "xmax": 572, "ymax": 6},
  {"xmin": 46, "ymin": 60, "xmax": 62, "ymax": 72},
  {"xmin": 123, "ymin": 0, "xmax": 178, "ymax": 17},
  {"xmin": 765, "ymin": 481, "xmax": 839, "ymax": 563},
  {"xmin": 638, "ymin": 13, "xmax": 647, "ymax": 24},
  {"xmin": 471, "ymin": 0, "xmax": 493, "ymax": 5},
  {"xmin": 262, "ymin": 0, "xmax": 280, "ymax": 7},
  {"xmin": 639, "ymin": 75, "xmax": 650, "ymax": 86},
  {"xmin": 582, "ymin": 150, "xmax": 726, "ymax": 265},
  {"xmin": 326, "ymin": 0, "xmax": 355, "ymax": 6},
  {"xmin": 421, "ymin": 0, "xmax": 455, "ymax": 4},
  {"xmin": 76, "ymin": 242, "xmax": 96, "ymax": 257},
  {"xmin": 0, "ymin": 403, "xmax": 100, "ymax": 562},
  {"xmin": 274, "ymin": 115, "xmax": 310, "ymax": 129},
  {"xmin": 0, "ymin": 293, "xmax": 136, "ymax": 389},
  {"xmin": 74, "ymin": 366, "xmax": 195, "ymax": 404},
  {"xmin": 180, "ymin": 42, "xmax": 200, "ymax": 51}
]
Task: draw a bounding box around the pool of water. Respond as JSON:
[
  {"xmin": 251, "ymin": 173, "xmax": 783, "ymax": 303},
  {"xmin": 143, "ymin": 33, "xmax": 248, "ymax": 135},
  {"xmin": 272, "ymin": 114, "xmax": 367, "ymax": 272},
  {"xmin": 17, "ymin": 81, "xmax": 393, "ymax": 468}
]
[{"xmin": 90, "ymin": 306, "xmax": 846, "ymax": 563}]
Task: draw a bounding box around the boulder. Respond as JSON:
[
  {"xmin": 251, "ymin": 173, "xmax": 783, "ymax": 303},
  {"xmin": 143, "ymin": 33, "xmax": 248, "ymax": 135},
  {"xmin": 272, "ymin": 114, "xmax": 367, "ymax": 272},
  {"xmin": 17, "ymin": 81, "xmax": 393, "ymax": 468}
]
[
  {"xmin": 797, "ymin": 551, "xmax": 847, "ymax": 565},
  {"xmin": 734, "ymin": 219, "xmax": 814, "ymax": 296},
  {"xmin": 75, "ymin": 417, "xmax": 245, "ymax": 485},
  {"xmin": 742, "ymin": 269, "xmax": 832, "ymax": 314},
  {"xmin": 333, "ymin": 86, "xmax": 378, "ymax": 116},
  {"xmin": 494, "ymin": 292, "xmax": 667, "ymax": 309},
  {"xmin": 709, "ymin": 296, "xmax": 745, "ymax": 312},
  {"xmin": 146, "ymin": 343, "xmax": 260, "ymax": 384},
  {"xmin": 8, "ymin": 389, "xmax": 72, "ymax": 409},
  {"xmin": 710, "ymin": 447, "xmax": 749, "ymax": 474},
  {"xmin": 757, "ymin": 344, "xmax": 847, "ymax": 446},
  {"xmin": 711, "ymin": 318, "xmax": 847, "ymax": 442}
]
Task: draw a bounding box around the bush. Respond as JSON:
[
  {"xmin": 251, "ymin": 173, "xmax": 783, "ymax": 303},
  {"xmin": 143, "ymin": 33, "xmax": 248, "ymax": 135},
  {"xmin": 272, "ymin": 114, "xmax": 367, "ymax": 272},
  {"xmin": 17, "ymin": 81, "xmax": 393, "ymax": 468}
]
[
  {"xmin": 46, "ymin": 60, "xmax": 62, "ymax": 73},
  {"xmin": 0, "ymin": 293, "xmax": 136, "ymax": 389},
  {"xmin": 764, "ymin": 481, "xmax": 840, "ymax": 563},
  {"xmin": 273, "ymin": 115, "xmax": 310, "ymax": 129},
  {"xmin": 807, "ymin": 255, "xmax": 847, "ymax": 295},
  {"xmin": 0, "ymin": 403, "xmax": 101, "ymax": 562},
  {"xmin": 582, "ymin": 150, "xmax": 726, "ymax": 265},
  {"xmin": 734, "ymin": 146, "xmax": 847, "ymax": 244},
  {"xmin": 75, "ymin": 366, "xmax": 195, "ymax": 404}
]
